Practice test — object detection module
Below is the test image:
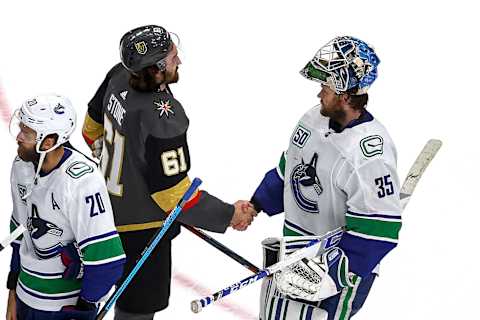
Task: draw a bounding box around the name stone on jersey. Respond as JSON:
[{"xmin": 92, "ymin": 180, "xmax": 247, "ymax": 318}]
[{"xmin": 107, "ymin": 94, "xmax": 127, "ymax": 126}]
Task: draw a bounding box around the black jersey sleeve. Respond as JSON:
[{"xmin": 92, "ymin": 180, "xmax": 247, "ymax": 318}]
[
  {"xmin": 144, "ymin": 133, "xmax": 234, "ymax": 233},
  {"xmin": 82, "ymin": 64, "xmax": 124, "ymax": 145}
]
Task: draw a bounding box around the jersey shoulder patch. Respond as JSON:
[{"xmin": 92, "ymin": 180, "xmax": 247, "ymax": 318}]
[
  {"xmin": 291, "ymin": 124, "xmax": 311, "ymax": 148},
  {"xmin": 359, "ymin": 135, "xmax": 384, "ymax": 158},
  {"xmin": 65, "ymin": 161, "xmax": 94, "ymax": 179}
]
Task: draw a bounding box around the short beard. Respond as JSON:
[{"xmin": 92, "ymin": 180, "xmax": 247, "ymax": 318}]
[
  {"xmin": 320, "ymin": 107, "xmax": 346, "ymax": 123},
  {"xmin": 163, "ymin": 68, "xmax": 179, "ymax": 85},
  {"xmin": 18, "ymin": 146, "xmax": 40, "ymax": 163},
  {"xmin": 320, "ymin": 97, "xmax": 346, "ymax": 123}
]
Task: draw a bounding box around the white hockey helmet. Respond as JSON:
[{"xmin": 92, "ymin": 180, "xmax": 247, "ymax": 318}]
[
  {"xmin": 10, "ymin": 94, "xmax": 76, "ymax": 198},
  {"xmin": 11, "ymin": 94, "xmax": 76, "ymax": 153}
]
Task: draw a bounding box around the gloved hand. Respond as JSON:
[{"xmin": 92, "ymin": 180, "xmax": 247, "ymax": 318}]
[
  {"xmin": 91, "ymin": 137, "xmax": 103, "ymax": 159},
  {"xmin": 61, "ymin": 297, "xmax": 97, "ymax": 320},
  {"xmin": 275, "ymin": 247, "xmax": 355, "ymax": 301},
  {"xmin": 60, "ymin": 242, "xmax": 83, "ymax": 280}
]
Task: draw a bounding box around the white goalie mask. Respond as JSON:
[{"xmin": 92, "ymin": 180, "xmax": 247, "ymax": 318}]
[
  {"xmin": 9, "ymin": 94, "xmax": 76, "ymax": 198},
  {"xmin": 300, "ymin": 36, "xmax": 380, "ymax": 95}
]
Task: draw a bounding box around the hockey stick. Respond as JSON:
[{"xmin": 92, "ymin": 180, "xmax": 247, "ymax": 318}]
[
  {"xmin": 182, "ymin": 224, "xmax": 261, "ymax": 273},
  {"xmin": 190, "ymin": 228, "xmax": 344, "ymax": 313},
  {"xmin": 399, "ymin": 139, "xmax": 442, "ymax": 207},
  {"xmin": 96, "ymin": 178, "xmax": 202, "ymax": 320},
  {"xmin": 0, "ymin": 225, "xmax": 27, "ymax": 252},
  {"xmin": 190, "ymin": 139, "xmax": 442, "ymax": 313}
]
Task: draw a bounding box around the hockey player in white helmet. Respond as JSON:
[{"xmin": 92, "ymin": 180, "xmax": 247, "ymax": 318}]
[
  {"xmin": 250, "ymin": 36, "xmax": 402, "ymax": 319},
  {"xmin": 6, "ymin": 94, "xmax": 125, "ymax": 320}
]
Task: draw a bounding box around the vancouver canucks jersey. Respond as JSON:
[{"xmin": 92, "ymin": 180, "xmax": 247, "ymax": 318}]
[
  {"xmin": 10, "ymin": 148, "xmax": 125, "ymax": 311},
  {"xmin": 252, "ymin": 105, "xmax": 402, "ymax": 277},
  {"xmin": 82, "ymin": 64, "xmax": 234, "ymax": 234}
]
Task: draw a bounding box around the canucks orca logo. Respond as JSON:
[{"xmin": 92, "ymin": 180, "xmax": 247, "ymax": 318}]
[
  {"xmin": 54, "ymin": 103, "xmax": 65, "ymax": 114},
  {"xmin": 290, "ymin": 153, "xmax": 323, "ymax": 213},
  {"xmin": 27, "ymin": 204, "xmax": 64, "ymax": 259}
]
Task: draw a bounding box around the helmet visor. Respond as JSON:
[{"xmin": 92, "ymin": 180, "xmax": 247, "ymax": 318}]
[{"xmin": 9, "ymin": 109, "xmax": 37, "ymax": 144}]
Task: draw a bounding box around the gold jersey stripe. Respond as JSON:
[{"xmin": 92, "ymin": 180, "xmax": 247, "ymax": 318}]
[
  {"xmin": 116, "ymin": 221, "xmax": 164, "ymax": 232},
  {"xmin": 82, "ymin": 113, "xmax": 104, "ymax": 143},
  {"xmin": 151, "ymin": 176, "xmax": 198, "ymax": 212}
]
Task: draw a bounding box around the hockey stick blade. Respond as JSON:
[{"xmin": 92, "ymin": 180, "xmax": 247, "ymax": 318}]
[
  {"xmin": 190, "ymin": 139, "xmax": 441, "ymax": 313},
  {"xmin": 96, "ymin": 178, "xmax": 202, "ymax": 320},
  {"xmin": 0, "ymin": 225, "xmax": 27, "ymax": 252}
]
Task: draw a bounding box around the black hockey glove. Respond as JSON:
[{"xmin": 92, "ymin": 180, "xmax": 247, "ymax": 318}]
[{"xmin": 60, "ymin": 297, "xmax": 97, "ymax": 320}]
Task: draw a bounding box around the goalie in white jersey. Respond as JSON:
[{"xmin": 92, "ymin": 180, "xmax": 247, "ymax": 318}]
[
  {"xmin": 251, "ymin": 37, "xmax": 402, "ymax": 320},
  {"xmin": 6, "ymin": 94, "xmax": 126, "ymax": 320}
]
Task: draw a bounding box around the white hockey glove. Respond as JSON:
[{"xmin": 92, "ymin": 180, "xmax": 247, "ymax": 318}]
[
  {"xmin": 274, "ymin": 247, "xmax": 355, "ymax": 301},
  {"xmin": 91, "ymin": 137, "xmax": 103, "ymax": 159}
]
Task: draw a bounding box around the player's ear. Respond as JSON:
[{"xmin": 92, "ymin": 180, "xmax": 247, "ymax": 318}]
[
  {"xmin": 40, "ymin": 134, "xmax": 58, "ymax": 151},
  {"xmin": 340, "ymin": 93, "xmax": 351, "ymax": 106},
  {"xmin": 150, "ymin": 66, "xmax": 165, "ymax": 83}
]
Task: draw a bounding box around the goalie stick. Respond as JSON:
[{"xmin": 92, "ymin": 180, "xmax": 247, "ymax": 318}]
[
  {"xmin": 190, "ymin": 139, "xmax": 442, "ymax": 313},
  {"xmin": 96, "ymin": 178, "xmax": 202, "ymax": 320},
  {"xmin": 182, "ymin": 224, "xmax": 261, "ymax": 273},
  {"xmin": 0, "ymin": 224, "xmax": 27, "ymax": 252}
]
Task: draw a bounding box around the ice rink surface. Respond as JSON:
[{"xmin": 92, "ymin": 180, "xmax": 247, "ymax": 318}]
[{"xmin": 1, "ymin": 1, "xmax": 479, "ymax": 319}]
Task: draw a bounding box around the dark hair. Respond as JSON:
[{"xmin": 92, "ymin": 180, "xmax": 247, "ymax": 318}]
[
  {"xmin": 344, "ymin": 87, "xmax": 368, "ymax": 111},
  {"xmin": 129, "ymin": 65, "xmax": 161, "ymax": 92}
]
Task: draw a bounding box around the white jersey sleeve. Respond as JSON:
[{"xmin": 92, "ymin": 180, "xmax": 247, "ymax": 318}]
[
  {"xmin": 336, "ymin": 139, "xmax": 402, "ymax": 277},
  {"xmin": 63, "ymin": 164, "xmax": 125, "ymax": 267},
  {"xmin": 9, "ymin": 157, "xmax": 30, "ymax": 247}
]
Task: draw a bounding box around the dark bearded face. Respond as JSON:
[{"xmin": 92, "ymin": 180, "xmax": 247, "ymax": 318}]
[
  {"xmin": 161, "ymin": 43, "xmax": 181, "ymax": 85},
  {"xmin": 318, "ymin": 85, "xmax": 347, "ymax": 123},
  {"xmin": 16, "ymin": 124, "xmax": 40, "ymax": 163},
  {"xmin": 164, "ymin": 66, "xmax": 179, "ymax": 84},
  {"xmin": 18, "ymin": 142, "xmax": 39, "ymax": 162}
]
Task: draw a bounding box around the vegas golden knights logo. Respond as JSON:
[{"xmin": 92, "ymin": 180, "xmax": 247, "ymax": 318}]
[{"xmin": 135, "ymin": 41, "xmax": 147, "ymax": 55}]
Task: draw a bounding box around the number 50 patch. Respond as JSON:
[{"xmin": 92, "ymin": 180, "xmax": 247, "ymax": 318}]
[{"xmin": 291, "ymin": 125, "xmax": 311, "ymax": 148}]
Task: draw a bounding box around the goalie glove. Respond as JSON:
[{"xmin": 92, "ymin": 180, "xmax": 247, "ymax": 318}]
[{"xmin": 274, "ymin": 247, "xmax": 355, "ymax": 301}]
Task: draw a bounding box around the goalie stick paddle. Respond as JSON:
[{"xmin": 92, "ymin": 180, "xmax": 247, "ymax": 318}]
[
  {"xmin": 399, "ymin": 139, "xmax": 442, "ymax": 206},
  {"xmin": 190, "ymin": 139, "xmax": 442, "ymax": 313},
  {"xmin": 96, "ymin": 178, "xmax": 202, "ymax": 320},
  {"xmin": 0, "ymin": 224, "xmax": 27, "ymax": 252}
]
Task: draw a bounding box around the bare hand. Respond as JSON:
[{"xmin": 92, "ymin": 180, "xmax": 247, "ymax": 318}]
[
  {"xmin": 230, "ymin": 200, "xmax": 257, "ymax": 231},
  {"xmin": 6, "ymin": 290, "xmax": 16, "ymax": 320}
]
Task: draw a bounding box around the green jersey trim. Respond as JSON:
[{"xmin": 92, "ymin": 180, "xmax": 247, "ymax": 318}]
[
  {"xmin": 277, "ymin": 152, "xmax": 286, "ymax": 179},
  {"xmin": 19, "ymin": 269, "xmax": 81, "ymax": 295},
  {"xmin": 81, "ymin": 236, "xmax": 125, "ymax": 264},
  {"xmin": 345, "ymin": 215, "xmax": 401, "ymax": 242}
]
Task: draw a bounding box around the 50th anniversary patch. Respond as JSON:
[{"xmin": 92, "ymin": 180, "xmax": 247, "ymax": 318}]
[{"xmin": 291, "ymin": 124, "xmax": 311, "ymax": 148}]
